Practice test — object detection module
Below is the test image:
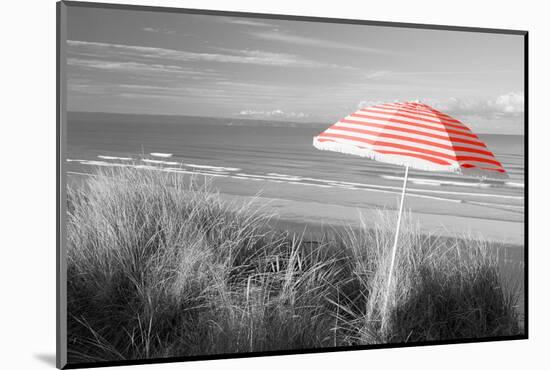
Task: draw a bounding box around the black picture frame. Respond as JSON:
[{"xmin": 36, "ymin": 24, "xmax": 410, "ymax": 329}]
[{"xmin": 56, "ymin": 1, "xmax": 528, "ymax": 368}]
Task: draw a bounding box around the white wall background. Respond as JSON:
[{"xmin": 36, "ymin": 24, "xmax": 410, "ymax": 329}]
[{"xmin": 1, "ymin": 0, "xmax": 546, "ymax": 368}]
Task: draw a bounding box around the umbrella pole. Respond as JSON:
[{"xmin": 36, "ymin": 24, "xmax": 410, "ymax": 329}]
[{"xmin": 382, "ymin": 165, "xmax": 409, "ymax": 328}]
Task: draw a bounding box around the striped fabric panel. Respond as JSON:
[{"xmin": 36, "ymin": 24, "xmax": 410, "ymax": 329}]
[{"xmin": 313, "ymin": 102, "xmax": 507, "ymax": 177}]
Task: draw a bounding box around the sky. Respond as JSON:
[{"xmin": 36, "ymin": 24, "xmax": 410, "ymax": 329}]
[{"xmin": 66, "ymin": 6, "xmax": 525, "ymax": 134}]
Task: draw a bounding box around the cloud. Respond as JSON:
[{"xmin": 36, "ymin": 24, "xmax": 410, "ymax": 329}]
[
  {"xmin": 67, "ymin": 40, "xmax": 341, "ymax": 68},
  {"xmin": 239, "ymin": 109, "xmax": 309, "ymax": 119},
  {"xmin": 425, "ymin": 92, "xmax": 524, "ymax": 118},
  {"xmin": 363, "ymin": 70, "xmax": 393, "ymax": 79},
  {"xmin": 141, "ymin": 27, "xmax": 175, "ymax": 34},
  {"xmin": 357, "ymin": 100, "xmax": 388, "ymax": 109},
  {"xmin": 67, "ymin": 58, "xmax": 218, "ymax": 77},
  {"xmin": 425, "ymin": 93, "xmax": 524, "ymax": 134},
  {"xmin": 493, "ymin": 92, "xmax": 524, "ymax": 113},
  {"xmin": 68, "ymin": 80, "xmax": 238, "ymax": 100},
  {"xmin": 351, "ymin": 94, "xmax": 524, "ymax": 134},
  {"xmin": 250, "ymin": 31, "xmax": 395, "ymax": 54},
  {"xmin": 362, "ymin": 69, "xmax": 516, "ymax": 81},
  {"xmin": 219, "ymin": 49, "xmax": 329, "ymax": 68},
  {"xmin": 68, "ymin": 76, "xmax": 308, "ymax": 103},
  {"xmin": 223, "ymin": 18, "xmax": 275, "ymax": 27}
]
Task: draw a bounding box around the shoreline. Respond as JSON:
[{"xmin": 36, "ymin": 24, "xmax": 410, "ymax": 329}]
[
  {"xmin": 218, "ymin": 192, "xmax": 525, "ymax": 247},
  {"xmin": 66, "ymin": 171, "xmax": 525, "ymax": 246}
]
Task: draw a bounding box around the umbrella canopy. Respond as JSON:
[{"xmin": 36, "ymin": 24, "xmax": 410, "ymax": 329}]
[{"xmin": 313, "ymin": 101, "xmax": 507, "ymax": 179}]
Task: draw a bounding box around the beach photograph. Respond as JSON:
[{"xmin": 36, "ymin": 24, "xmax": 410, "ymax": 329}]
[{"xmin": 61, "ymin": 3, "xmax": 526, "ymax": 366}]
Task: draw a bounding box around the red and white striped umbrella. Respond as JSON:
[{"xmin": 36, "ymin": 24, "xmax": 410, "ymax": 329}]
[
  {"xmin": 313, "ymin": 101, "xmax": 507, "ymax": 179},
  {"xmin": 312, "ymin": 101, "xmax": 508, "ymax": 319}
]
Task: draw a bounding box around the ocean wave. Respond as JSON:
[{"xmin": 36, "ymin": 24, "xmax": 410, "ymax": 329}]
[
  {"xmin": 97, "ymin": 155, "xmax": 132, "ymax": 161},
  {"xmin": 150, "ymin": 153, "xmax": 173, "ymax": 158},
  {"xmin": 184, "ymin": 164, "xmax": 240, "ymax": 172}
]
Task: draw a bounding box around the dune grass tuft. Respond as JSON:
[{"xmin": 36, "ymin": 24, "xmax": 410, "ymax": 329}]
[{"xmin": 66, "ymin": 166, "xmax": 521, "ymax": 363}]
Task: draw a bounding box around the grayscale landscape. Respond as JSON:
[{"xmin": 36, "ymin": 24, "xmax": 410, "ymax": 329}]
[{"xmin": 63, "ymin": 5, "xmax": 525, "ymax": 364}]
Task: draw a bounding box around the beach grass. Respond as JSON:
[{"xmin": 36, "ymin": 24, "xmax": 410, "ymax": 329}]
[{"xmin": 66, "ymin": 166, "xmax": 521, "ymax": 363}]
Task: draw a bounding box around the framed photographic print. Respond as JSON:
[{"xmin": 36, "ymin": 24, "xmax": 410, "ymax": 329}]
[{"xmin": 57, "ymin": 1, "xmax": 528, "ymax": 368}]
